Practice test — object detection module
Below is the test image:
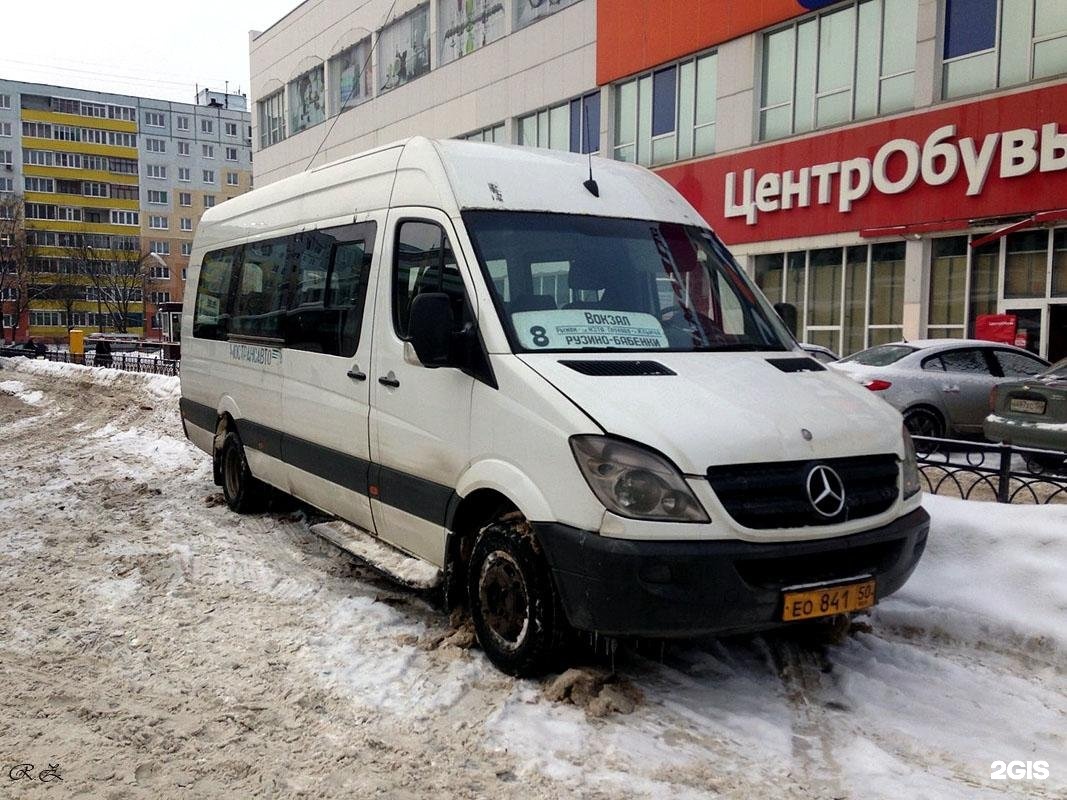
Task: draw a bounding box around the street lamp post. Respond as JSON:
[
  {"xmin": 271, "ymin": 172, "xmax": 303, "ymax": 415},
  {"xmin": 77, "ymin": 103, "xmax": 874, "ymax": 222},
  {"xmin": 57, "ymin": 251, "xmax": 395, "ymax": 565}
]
[{"xmin": 147, "ymin": 251, "xmax": 168, "ymax": 341}]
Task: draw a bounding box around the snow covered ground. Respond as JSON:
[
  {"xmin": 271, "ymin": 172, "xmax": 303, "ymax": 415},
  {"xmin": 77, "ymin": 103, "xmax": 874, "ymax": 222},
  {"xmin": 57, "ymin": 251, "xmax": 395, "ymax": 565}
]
[{"xmin": 1, "ymin": 356, "xmax": 1064, "ymax": 799}]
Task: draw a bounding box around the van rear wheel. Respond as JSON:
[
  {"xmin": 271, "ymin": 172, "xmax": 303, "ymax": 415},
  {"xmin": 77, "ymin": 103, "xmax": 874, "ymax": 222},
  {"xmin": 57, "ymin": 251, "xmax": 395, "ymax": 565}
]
[
  {"xmin": 220, "ymin": 431, "xmax": 268, "ymax": 513},
  {"xmin": 467, "ymin": 515, "xmax": 561, "ymax": 677}
]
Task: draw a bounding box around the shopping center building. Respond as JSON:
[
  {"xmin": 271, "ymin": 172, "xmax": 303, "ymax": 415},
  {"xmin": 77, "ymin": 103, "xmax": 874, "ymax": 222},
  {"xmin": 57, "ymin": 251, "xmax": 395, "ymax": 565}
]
[{"xmin": 250, "ymin": 0, "xmax": 1067, "ymax": 359}]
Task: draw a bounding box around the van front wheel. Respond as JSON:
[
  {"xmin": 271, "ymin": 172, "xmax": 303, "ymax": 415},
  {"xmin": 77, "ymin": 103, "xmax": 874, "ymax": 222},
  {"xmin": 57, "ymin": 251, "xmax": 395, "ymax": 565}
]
[
  {"xmin": 220, "ymin": 431, "xmax": 268, "ymax": 513},
  {"xmin": 468, "ymin": 516, "xmax": 561, "ymax": 677}
]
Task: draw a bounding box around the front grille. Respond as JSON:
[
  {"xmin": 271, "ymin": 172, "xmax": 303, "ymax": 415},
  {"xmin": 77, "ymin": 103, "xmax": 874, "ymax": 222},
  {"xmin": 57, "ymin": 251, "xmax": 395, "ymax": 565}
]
[{"xmin": 706, "ymin": 454, "xmax": 899, "ymax": 529}]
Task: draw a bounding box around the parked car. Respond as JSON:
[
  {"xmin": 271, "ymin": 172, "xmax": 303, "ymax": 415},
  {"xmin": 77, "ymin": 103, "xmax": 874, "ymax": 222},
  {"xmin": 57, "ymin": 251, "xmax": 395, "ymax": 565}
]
[
  {"xmin": 831, "ymin": 339, "xmax": 1049, "ymax": 438},
  {"xmin": 800, "ymin": 343, "xmax": 839, "ymax": 364},
  {"xmin": 984, "ymin": 357, "xmax": 1067, "ymax": 472},
  {"xmin": 1, "ymin": 341, "xmax": 41, "ymax": 358}
]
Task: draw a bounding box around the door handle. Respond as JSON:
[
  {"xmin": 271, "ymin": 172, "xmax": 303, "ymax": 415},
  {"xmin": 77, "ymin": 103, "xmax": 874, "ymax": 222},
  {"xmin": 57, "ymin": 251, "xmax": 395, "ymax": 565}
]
[
  {"xmin": 378, "ymin": 374, "xmax": 400, "ymax": 388},
  {"xmin": 347, "ymin": 368, "xmax": 367, "ymax": 381}
]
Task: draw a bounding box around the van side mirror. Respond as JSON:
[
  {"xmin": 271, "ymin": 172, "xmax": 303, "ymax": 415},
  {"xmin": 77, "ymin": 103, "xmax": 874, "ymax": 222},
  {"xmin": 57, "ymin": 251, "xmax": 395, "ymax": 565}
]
[
  {"xmin": 774, "ymin": 302, "xmax": 798, "ymax": 337},
  {"xmin": 408, "ymin": 292, "xmax": 454, "ymax": 367}
]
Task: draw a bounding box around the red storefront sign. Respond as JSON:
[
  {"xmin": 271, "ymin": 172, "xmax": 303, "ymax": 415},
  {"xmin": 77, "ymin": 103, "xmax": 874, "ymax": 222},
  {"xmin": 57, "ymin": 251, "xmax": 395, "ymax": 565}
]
[
  {"xmin": 656, "ymin": 84, "xmax": 1067, "ymax": 245},
  {"xmin": 974, "ymin": 314, "xmax": 1017, "ymax": 345}
]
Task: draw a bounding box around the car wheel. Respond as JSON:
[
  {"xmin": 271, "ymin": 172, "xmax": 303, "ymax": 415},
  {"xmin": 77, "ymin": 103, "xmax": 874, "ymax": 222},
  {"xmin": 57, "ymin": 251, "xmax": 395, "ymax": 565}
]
[
  {"xmin": 903, "ymin": 406, "xmax": 944, "ymax": 439},
  {"xmin": 1025, "ymin": 453, "xmax": 1065, "ymax": 475},
  {"xmin": 220, "ymin": 431, "xmax": 268, "ymax": 513},
  {"xmin": 468, "ymin": 515, "xmax": 562, "ymax": 677}
]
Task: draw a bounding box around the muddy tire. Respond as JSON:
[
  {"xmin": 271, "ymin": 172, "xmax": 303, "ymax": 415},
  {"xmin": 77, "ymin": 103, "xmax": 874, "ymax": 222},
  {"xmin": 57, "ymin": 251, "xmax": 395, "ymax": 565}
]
[
  {"xmin": 467, "ymin": 516, "xmax": 562, "ymax": 677},
  {"xmin": 220, "ymin": 431, "xmax": 268, "ymax": 513},
  {"xmin": 903, "ymin": 406, "xmax": 944, "ymax": 440}
]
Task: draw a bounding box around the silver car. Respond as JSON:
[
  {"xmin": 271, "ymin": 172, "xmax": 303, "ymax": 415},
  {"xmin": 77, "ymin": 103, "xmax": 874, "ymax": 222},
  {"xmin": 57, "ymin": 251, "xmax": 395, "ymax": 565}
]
[{"xmin": 830, "ymin": 339, "xmax": 1049, "ymax": 438}]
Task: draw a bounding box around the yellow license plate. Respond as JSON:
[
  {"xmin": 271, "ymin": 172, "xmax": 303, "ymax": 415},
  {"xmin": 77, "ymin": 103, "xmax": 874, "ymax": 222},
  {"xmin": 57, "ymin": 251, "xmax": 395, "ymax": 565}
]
[{"xmin": 782, "ymin": 579, "xmax": 876, "ymax": 622}]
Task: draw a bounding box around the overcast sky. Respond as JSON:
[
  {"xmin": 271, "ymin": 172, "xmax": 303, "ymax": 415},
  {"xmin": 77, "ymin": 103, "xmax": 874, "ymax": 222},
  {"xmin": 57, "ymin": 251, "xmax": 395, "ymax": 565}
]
[{"xmin": 0, "ymin": 1, "xmax": 301, "ymax": 105}]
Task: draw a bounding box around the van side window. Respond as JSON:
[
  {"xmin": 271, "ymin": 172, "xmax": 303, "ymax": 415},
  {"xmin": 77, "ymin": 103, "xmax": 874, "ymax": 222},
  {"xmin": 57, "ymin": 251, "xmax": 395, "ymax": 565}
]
[
  {"xmin": 193, "ymin": 247, "xmax": 240, "ymax": 340},
  {"xmin": 393, "ymin": 221, "xmax": 468, "ymax": 338},
  {"xmin": 230, "ymin": 238, "xmax": 291, "ymax": 340},
  {"xmin": 287, "ymin": 222, "xmax": 376, "ymax": 357}
]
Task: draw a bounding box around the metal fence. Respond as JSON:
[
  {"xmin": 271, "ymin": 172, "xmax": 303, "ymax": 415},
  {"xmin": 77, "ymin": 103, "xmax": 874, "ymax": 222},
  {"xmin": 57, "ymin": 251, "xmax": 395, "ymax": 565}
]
[
  {"xmin": 0, "ymin": 348, "xmax": 180, "ymax": 377},
  {"xmin": 913, "ymin": 436, "xmax": 1067, "ymax": 505}
]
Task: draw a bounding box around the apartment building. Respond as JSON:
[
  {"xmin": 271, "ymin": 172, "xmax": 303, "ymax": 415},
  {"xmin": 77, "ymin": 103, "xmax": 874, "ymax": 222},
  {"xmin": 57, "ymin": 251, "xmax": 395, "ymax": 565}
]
[
  {"xmin": 0, "ymin": 81, "xmax": 252, "ymax": 342},
  {"xmin": 250, "ymin": 0, "xmax": 1067, "ymax": 361}
]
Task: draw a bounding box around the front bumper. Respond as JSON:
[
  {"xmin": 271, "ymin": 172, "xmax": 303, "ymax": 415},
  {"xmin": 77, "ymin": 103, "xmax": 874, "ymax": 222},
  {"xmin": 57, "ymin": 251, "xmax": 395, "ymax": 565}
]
[{"xmin": 534, "ymin": 507, "xmax": 930, "ymax": 638}]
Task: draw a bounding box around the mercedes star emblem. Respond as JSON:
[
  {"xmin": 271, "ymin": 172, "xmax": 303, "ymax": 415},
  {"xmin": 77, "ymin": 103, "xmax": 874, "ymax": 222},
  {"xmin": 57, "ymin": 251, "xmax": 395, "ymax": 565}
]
[{"xmin": 806, "ymin": 464, "xmax": 846, "ymax": 517}]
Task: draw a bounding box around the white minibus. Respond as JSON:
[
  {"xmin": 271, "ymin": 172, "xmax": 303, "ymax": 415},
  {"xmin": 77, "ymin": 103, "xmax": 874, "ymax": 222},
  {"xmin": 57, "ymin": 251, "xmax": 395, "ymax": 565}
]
[{"xmin": 180, "ymin": 138, "xmax": 928, "ymax": 675}]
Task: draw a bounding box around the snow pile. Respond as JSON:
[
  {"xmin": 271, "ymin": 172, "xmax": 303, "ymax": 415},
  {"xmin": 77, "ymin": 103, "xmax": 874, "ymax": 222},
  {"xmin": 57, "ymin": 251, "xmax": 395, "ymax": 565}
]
[
  {"xmin": 890, "ymin": 494, "xmax": 1067, "ymax": 648},
  {"xmin": 0, "ymin": 378, "xmax": 45, "ymax": 406},
  {"xmin": 0, "ymin": 356, "xmax": 180, "ymax": 401}
]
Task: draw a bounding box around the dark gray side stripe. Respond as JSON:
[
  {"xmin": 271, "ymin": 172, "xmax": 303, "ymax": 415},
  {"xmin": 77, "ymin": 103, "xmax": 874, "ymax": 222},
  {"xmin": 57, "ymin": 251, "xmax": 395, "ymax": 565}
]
[
  {"xmin": 179, "ymin": 399, "xmax": 450, "ymax": 526},
  {"xmin": 180, "ymin": 398, "xmax": 218, "ymax": 432},
  {"xmin": 373, "ymin": 464, "xmax": 455, "ymax": 527}
]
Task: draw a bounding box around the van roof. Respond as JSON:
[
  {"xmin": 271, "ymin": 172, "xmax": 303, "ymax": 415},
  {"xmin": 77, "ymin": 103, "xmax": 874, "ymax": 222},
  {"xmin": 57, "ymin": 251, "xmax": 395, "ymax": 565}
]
[{"xmin": 195, "ymin": 138, "xmax": 708, "ymax": 250}]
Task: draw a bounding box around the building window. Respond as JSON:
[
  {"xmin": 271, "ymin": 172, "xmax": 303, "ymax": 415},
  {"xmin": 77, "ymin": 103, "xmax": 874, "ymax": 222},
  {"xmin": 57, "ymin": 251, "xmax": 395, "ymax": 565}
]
[
  {"xmin": 0, "ymin": 150, "xmax": 14, "ymax": 166},
  {"xmin": 755, "ymin": 242, "xmax": 906, "ymax": 354},
  {"xmin": 258, "ymin": 90, "xmax": 286, "ymax": 148},
  {"xmin": 108, "ymin": 105, "xmax": 135, "ymax": 121},
  {"xmin": 289, "ymin": 64, "xmax": 326, "ymax": 134},
  {"xmin": 0, "ymin": 122, "xmax": 10, "ymax": 137},
  {"xmin": 177, "ymin": 115, "xmax": 190, "ymax": 131},
  {"xmin": 108, "ymin": 132, "xmax": 137, "ymax": 148},
  {"xmin": 202, "ymin": 144, "xmax": 214, "ymax": 159},
  {"xmin": 179, "ymin": 192, "xmax": 192, "ymax": 206},
  {"xmin": 0, "ymin": 178, "xmax": 12, "ymax": 192},
  {"xmin": 225, "ymin": 146, "xmax": 238, "ymax": 161},
  {"xmin": 181, "ymin": 242, "xmax": 192, "ymax": 257},
  {"xmin": 149, "ymin": 264, "xmax": 170, "ymax": 279},
  {"xmin": 203, "ymin": 170, "xmax": 215, "ymax": 184},
  {"xmin": 150, "ymin": 240, "xmax": 170, "ymax": 255},
  {"xmin": 943, "ymin": 0, "xmax": 1067, "ymax": 99},
  {"xmin": 226, "ymin": 172, "xmax": 239, "ymax": 186},
  {"xmin": 178, "ymin": 167, "xmax": 191, "ymax": 182},
  {"xmin": 110, "ymin": 210, "xmax": 139, "ymax": 226},
  {"xmin": 519, "ymin": 92, "xmax": 600, "ymax": 155},
  {"xmin": 29, "ymin": 310, "xmax": 65, "ymax": 328},
  {"xmin": 440, "ymin": 0, "xmax": 505, "ymax": 66},
  {"xmin": 24, "ymin": 177, "xmax": 54, "ymax": 193},
  {"xmin": 927, "ymin": 235, "xmax": 1004, "ymax": 340},
  {"xmin": 759, "ymin": 0, "xmax": 917, "ymax": 141},
  {"xmin": 378, "ymin": 4, "xmax": 431, "ymax": 94},
  {"xmin": 0, "ymin": 94, "xmax": 10, "ymax": 109},
  {"xmin": 514, "ymin": 0, "xmax": 580, "ymax": 29},
  {"xmin": 149, "ymin": 215, "xmax": 169, "ymax": 230},
  {"xmin": 108, "ymin": 157, "xmax": 138, "ymax": 175},
  {"xmin": 463, "ymin": 123, "xmax": 506, "ymax": 143},
  {"xmin": 180, "ymin": 217, "xmax": 192, "ymax": 231},
  {"xmin": 225, "ymin": 121, "xmax": 238, "ymax": 137},
  {"xmin": 144, "ymin": 111, "xmax": 165, "ymax": 127},
  {"xmin": 146, "ymin": 164, "xmax": 166, "ymax": 180},
  {"xmin": 178, "ymin": 141, "xmax": 190, "ymax": 157},
  {"xmin": 201, "ymin": 118, "xmax": 214, "ymax": 134},
  {"xmin": 328, "ymin": 38, "xmax": 373, "ymax": 114},
  {"xmin": 203, "ymin": 195, "xmax": 215, "ymax": 208},
  {"xmin": 146, "ymin": 137, "xmax": 166, "ymax": 153},
  {"xmin": 614, "ymin": 50, "xmax": 715, "ymax": 165},
  {"xmin": 148, "ymin": 189, "xmax": 168, "ymax": 205},
  {"xmin": 112, "ymin": 184, "xmax": 138, "ymax": 201},
  {"xmin": 83, "ymin": 182, "xmax": 108, "ymax": 197}
]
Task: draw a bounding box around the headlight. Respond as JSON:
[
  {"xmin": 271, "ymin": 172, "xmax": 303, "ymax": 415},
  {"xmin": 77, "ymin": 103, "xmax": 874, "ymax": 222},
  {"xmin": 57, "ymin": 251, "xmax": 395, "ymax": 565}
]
[
  {"xmin": 901, "ymin": 426, "xmax": 922, "ymax": 500},
  {"xmin": 570, "ymin": 435, "xmax": 710, "ymax": 522}
]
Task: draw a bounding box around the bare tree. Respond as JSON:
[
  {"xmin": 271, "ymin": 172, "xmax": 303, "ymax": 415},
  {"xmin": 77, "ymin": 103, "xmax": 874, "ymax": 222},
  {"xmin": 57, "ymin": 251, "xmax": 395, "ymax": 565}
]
[
  {"xmin": 67, "ymin": 237, "xmax": 150, "ymax": 334},
  {"xmin": 0, "ymin": 195, "xmax": 42, "ymax": 343}
]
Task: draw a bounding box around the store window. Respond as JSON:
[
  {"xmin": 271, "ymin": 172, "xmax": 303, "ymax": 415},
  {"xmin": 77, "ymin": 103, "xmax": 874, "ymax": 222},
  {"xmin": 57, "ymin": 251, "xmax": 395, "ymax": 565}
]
[
  {"xmin": 759, "ymin": 0, "xmax": 917, "ymax": 141},
  {"xmin": 518, "ymin": 92, "xmax": 600, "ymax": 155},
  {"xmin": 289, "ymin": 64, "xmax": 326, "ymax": 134},
  {"xmin": 928, "ymin": 237, "xmax": 968, "ymax": 339},
  {"xmin": 943, "ymin": 0, "xmax": 1067, "ymax": 99},
  {"xmin": 1005, "ymin": 230, "xmax": 1049, "ymax": 298},
  {"xmin": 614, "ymin": 51, "xmax": 715, "ymax": 166},
  {"xmin": 754, "ymin": 242, "xmax": 905, "ymax": 354},
  {"xmin": 328, "ymin": 38, "xmax": 373, "ymax": 114},
  {"xmin": 463, "ymin": 123, "xmax": 506, "ymax": 144},
  {"xmin": 515, "ymin": 0, "xmax": 581, "ymax": 30},
  {"xmin": 258, "ymin": 90, "xmax": 285, "ymax": 148},
  {"xmin": 378, "ymin": 4, "xmax": 431, "ymax": 94},
  {"xmin": 440, "ymin": 0, "xmax": 506, "ymax": 65},
  {"xmin": 1053, "ymin": 230, "xmax": 1067, "ymax": 297}
]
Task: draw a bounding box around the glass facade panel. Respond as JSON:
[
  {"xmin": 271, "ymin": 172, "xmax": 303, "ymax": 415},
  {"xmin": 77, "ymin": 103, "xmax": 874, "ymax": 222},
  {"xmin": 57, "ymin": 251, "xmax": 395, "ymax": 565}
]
[
  {"xmin": 807, "ymin": 248, "xmax": 842, "ymax": 327},
  {"xmin": 378, "ymin": 4, "xmax": 431, "ymax": 93},
  {"xmin": 439, "ymin": 0, "xmax": 506, "ymax": 65},
  {"xmin": 762, "ymin": 29, "xmax": 795, "ymax": 107},
  {"xmin": 944, "ymin": 0, "xmax": 997, "ymax": 58},
  {"xmin": 817, "ymin": 8, "xmax": 855, "ymax": 94},
  {"xmin": 694, "ymin": 55, "xmax": 716, "ymax": 126},
  {"xmin": 881, "ymin": 0, "xmax": 918, "ymax": 75},
  {"xmin": 999, "ymin": 0, "xmax": 1033, "ymax": 87},
  {"xmin": 879, "ymin": 73, "xmax": 914, "ymax": 113},
  {"xmin": 816, "ymin": 92, "xmax": 851, "ymax": 128},
  {"xmin": 943, "ymin": 52, "xmax": 997, "ymax": 98},
  {"xmin": 289, "ymin": 65, "xmax": 326, "ymax": 133},
  {"xmin": 967, "ymin": 242, "xmax": 1000, "ymax": 334},
  {"xmin": 548, "ymin": 104, "xmax": 568, "ymax": 150},
  {"xmin": 615, "ymin": 80, "xmax": 637, "ymax": 151},
  {"xmin": 794, "ymin": 20, "xmax": 817, "ymax": 133},
  {"xmin": 1005, "ymin": 230, "xmax": 1048, "ymax": 298},
  {"xmin": 652, "ymin": 66, "xmax": 677, "ymax": 136},
  {"xmin": 929, "ymin": 237, "xmax": 968, "ymax": 327},
  {"xmin": 869, "ymin": 242, "xmax": 905, "ymax": 326},
  {"xmin": 1052, "ymin": 230, "xmax": 1067, "ymax": 297},
  {"xmin": 1034, "ymin": 0, "xmax": 1067, "ymax": 36},
  {"xmin": 844, "ymin": 246, "xmax": 868, "ymax": 355},
  {"xmin": 855, "ymin": 0, "xmax": 881, "ymax": 120},
  {"xmin": 678, "ymin": 61, "xmax": 696, "ymax": 158},
  {"xmin": 330, "ymin": 39, "xmax": 373, "ymax": 113},
  {"xmin": 1033, "ymin": 36, "xmax": 1067, "ymax": 80},
  {"xmin": 755, "ymin": 254, "xmax": 784, "ymax": 302}
]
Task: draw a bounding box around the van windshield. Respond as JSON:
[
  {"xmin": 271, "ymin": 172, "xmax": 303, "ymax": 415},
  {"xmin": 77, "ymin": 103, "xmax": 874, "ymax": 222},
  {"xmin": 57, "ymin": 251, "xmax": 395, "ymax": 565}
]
[{"xmin": 463, "ymin": 211, "xmax": 791, "ymax": 354}]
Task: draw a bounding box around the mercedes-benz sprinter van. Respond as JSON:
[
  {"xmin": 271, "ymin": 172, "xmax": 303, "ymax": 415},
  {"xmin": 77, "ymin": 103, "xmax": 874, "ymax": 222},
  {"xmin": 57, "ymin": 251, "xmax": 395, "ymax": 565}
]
[{"xmin": 179, "ymin": 138, "xmax": 928, "ymax": 676}]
